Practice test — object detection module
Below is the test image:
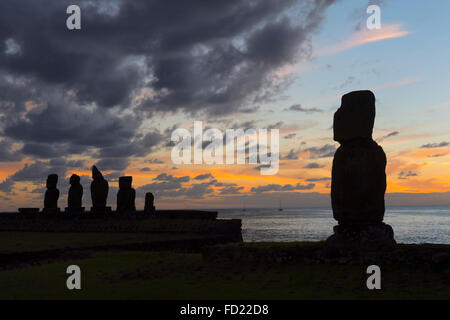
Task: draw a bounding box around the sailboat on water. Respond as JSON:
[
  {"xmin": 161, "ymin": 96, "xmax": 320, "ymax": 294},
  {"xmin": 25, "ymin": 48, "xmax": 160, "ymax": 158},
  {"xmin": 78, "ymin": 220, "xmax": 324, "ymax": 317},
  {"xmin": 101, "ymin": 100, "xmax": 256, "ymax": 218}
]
[{"xmin": 278, "ymin": 199, "xmax": 283, "ymax": 211}]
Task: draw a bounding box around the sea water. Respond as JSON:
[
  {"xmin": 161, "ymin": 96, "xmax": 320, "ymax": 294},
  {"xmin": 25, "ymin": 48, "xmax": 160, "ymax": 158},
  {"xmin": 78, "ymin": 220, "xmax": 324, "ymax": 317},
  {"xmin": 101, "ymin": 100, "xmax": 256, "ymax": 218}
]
[{"xmin": 217, "ymin": 206, "xmax": 450, "ymax": 244}]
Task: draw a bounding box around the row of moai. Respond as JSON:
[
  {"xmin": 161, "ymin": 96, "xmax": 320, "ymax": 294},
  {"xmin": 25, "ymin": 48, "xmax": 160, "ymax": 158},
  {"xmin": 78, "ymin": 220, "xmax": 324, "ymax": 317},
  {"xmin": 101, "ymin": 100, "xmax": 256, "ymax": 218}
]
[{"xmin": 37, "ymin": 165, "xmax": 156, "ymax": 215}]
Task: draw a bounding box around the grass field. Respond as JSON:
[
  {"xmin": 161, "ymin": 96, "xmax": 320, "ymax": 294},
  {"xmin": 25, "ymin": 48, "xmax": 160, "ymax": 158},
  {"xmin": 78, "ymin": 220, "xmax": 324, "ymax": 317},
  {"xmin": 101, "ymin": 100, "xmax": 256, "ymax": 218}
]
[
  {"xmin": 1, "ymin": 250, "xmax": 449, "ymax": 300},
  {"xmin": 0, "ymin": 231, "xmax": 203, "ymax": 254},
  {"xmin": 0, "ymin": 231, "xmax": 449, "ymax": 300}
]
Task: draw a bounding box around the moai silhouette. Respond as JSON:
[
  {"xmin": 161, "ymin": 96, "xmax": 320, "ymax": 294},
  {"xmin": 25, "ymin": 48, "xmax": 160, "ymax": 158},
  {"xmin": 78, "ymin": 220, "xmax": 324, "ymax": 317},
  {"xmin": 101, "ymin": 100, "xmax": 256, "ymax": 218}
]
[
  {"xmin": 44, "ymin": 174, "xmax": 59, "ymax": 213},
  {"xmin": 67, "ymin": 174, "xmax": 83, "ymax": 213},
  {"xmin": 90, "ymin": 165, "xmax": 110, "ymax": 214},
  {"xmin": 327, "ymin": 90, "xmax": 395, "ymax": 247},
  {"xmin": 117, "ymin": 176, "xmax": 136, "ymax": 214},
  {"xmin": 144, "ymin": 192, "xmax": 156, "ymax": 214}
]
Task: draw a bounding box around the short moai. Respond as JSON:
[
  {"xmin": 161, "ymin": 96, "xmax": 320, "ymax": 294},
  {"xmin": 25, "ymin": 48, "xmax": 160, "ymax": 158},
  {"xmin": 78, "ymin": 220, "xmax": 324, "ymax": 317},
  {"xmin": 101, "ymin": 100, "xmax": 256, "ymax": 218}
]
[
  {"xmin": 327, "ymin": 90, "xmax": 395, "ymax": 247},
  {"xmin": 144, "ymin": 192, "xmax": 156, "ymax": 214},
  {"xmin": 67, "ymin": 174, "xmax": 84, "ymax": 213},
  {"xmin": 117, "ymin": 176, "xmax": 136, "ymax": 214},
  {"xmin": 90, "ymin": 165, "xmax": 111, "ymax": 214},
  {"xmin": 43, "ymin": 174, "xmax": 59, "ymax": 213}
]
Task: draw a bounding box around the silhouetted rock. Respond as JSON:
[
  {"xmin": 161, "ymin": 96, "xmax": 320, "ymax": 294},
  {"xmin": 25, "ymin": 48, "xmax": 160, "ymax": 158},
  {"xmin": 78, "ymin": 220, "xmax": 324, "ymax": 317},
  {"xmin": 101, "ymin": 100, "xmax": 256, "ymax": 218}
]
[
  {"xmin": 90, "ymin": 166, "xmax": 109, "ymax": 208},
  {"xmin": 144, "ymin": 192, "xmax": 155, "ymax": 214},
  {"xmin": 44, "ymin": 174, "xmax": 59, "ymax": 212},
  {"xmin": 333, "ymin": 90, "xmax": 375, "ymax": 143},
  {"xmin": 117, "ymin": 176, "xmax": 136, "ymax": 214},
  {"xmin": 328, "ymin": 90, "xmax": 395, "ymax": 247},
  {"xmin": 68, "ymin": 174, "xmax": 83, "ymax": 209}
]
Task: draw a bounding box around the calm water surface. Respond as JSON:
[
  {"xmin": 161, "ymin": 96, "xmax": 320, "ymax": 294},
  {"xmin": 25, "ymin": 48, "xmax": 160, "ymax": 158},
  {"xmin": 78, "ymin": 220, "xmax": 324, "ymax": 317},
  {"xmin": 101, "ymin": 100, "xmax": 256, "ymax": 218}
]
[{"xmin": 216, "ymin": 206, "xmax": 450, "ymax": 244}]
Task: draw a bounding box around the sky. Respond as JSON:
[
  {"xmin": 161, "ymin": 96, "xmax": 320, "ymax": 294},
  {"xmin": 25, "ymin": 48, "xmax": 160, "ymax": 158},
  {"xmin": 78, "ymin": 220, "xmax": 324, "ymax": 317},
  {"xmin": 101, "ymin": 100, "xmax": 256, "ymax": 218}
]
[{"xmin": 0, "ymin": 0, "xmax": 449, "ymax": 211}]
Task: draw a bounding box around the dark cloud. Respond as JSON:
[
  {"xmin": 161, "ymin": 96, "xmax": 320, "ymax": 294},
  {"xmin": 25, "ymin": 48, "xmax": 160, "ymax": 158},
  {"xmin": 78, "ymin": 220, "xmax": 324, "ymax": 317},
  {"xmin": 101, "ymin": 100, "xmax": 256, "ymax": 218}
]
[
  {"xmin": 0, "ymin": 178, "xmax": 14, "ymax": 193},
  {"xmin": 95, "ymin": 157, "xmax": 129, "ymax": 171},
  {"xmin": 0, "ymin": 138, "xmax": 22, "ymax": 162},
  {"xmin": 284, "ymin": 133, "xmax": 296, "ymax": 139},
  {"xmin": 194, "ymin": 173, "xmax": 214, "ymax": 180},
  {"xmin": 251, "ymin": 182, "xmax": 314, "ymax": 193},
  {"xmin": 427, "ymin": 153, "xmax": 447, "ymax": 158},
  {"xmin": 305, "ymin": 177, "xmax": 330, "ymax": 182},
  {"xmin": 303, "ymin": 143, "xmax": 336, "ymax": 158},
  {"xmin": 398, "ymin": 170, "xmax": 418, "ymax": 180},
  {"xmin": 0, "ymin": 159, "xmax": 85, "ymax": 193},
  {"xmin": 219, "ymin": 185, "xmax": 244, "ymax": 195},
  {"xmin": 285, "ymin": 104, "xmax": 322, "ymax": 113},
  {"xmin": 154, "ymin": 173, "xmax": 190, "ymax": 183},
  {"xmin": 0, "ymin": 0, "xmax": 335, "ymax": 113},
  {"xmin": 146, "ymin": 158, "xmax": 164, "ymax": 164},
  {"xmin": 376, "ymin": 131, "xmax": 399, "ymax": 142},
  {"xmin": 267, "ymin": 121, "xmax": 284, "ymax": 130},
  {"xmin": 420, "ymin": 141, "xmax": 449, "ymax": 149},
  {"xmin": 281, "ymin": 149, "xmax": 300, "ymax": 160},
  {"xmin": 139, "ymin": 167, "xmax": 152, "ymax": 172},
  {"xmin": 303, "ymin": 162, "xmax": 325, "ymax": 169},
  {"xmin": 0, "ymin": 0, "xmax": 337, "ymax": 173}
]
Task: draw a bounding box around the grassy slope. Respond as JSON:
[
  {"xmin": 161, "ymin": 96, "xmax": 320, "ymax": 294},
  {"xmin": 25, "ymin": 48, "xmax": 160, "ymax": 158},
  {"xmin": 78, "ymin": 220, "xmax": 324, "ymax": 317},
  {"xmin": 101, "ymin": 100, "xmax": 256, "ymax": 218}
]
[{"xmin": 0, "ymin": 250, "xmax": 449, "ymax": 300}]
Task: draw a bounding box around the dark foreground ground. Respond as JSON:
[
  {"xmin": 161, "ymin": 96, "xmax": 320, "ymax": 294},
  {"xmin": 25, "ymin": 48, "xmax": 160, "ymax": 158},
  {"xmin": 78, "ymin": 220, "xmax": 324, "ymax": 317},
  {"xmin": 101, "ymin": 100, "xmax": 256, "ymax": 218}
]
[{"xmin": 0, "ymin": 231, "xmax": 449, "ymax": 300}]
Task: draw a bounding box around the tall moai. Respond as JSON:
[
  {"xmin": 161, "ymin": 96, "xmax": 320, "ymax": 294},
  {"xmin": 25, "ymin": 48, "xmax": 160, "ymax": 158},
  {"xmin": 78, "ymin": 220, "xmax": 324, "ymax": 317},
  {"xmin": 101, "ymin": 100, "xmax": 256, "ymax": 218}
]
[
  {"xmin": 327, "ymin": 90, "xmax": 395, "ymax": 247},
  {"xmin": 43, "ymin": 174, "xmax": 59, "ymax": 213},
  {"xmin": 90, "ymin": 165, "xmax": 110, "ymax": 214},
  {"xmin": 116, "ymin": 176, "xmax": 136, "ymax": 214},
  {"xmin": 67, "ymin": 174, "xmax": 83, "ymax": 213}
]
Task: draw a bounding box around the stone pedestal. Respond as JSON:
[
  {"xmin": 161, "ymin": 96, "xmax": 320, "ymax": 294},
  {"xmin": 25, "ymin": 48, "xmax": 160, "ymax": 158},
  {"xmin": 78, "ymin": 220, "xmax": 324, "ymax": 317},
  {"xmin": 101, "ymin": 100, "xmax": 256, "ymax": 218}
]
[
  {"xmin": 18, "ymin": 208, "xmax": 40, "ymax": 217},
  {"xmin": 65, "ymin": 207, "xmax": 85, "ymax": 215},
  {"xmin": 90, "ymin": 206, "xmax": 112, "ymax": 215},
  {"xmin": 42, "ymin": 208, "xmax": 60, "ymax": 215},
  {"xmin": 326, "ymin": 223, "xmax": 396, "ymax": 248}
]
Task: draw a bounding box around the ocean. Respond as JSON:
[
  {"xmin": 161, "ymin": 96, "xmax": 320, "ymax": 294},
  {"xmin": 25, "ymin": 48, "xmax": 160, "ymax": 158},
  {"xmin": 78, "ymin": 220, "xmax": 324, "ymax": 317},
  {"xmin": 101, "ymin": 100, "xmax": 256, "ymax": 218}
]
[{"xmin": 217, "ymin": 206, "xmax": 450, "ymax": 244}]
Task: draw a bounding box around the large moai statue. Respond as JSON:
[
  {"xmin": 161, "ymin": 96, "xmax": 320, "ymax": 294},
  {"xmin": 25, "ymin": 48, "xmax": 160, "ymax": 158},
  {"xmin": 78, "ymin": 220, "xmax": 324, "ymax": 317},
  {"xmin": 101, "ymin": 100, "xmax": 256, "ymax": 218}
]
[
  {"xmin": 67, "ymin": 174, "xmax": 83, "ymax": 213},
  {"xmin": 327, "ymin": 90, "xmax": 395, "ymax": 247},
  {"xmin": 43, "ymin": 174, "xmax": 59, "ymax": 213},
  {"xmin": 144, "ymin": 192, "xmax": 156, "ymax": 214},
  {"xmin": 90, "ymin": 165, "xmax": 110, "ymax": 214},
  {"xmin": 116, "ymin": 176, "xmax": 136, "ymax": 214}
]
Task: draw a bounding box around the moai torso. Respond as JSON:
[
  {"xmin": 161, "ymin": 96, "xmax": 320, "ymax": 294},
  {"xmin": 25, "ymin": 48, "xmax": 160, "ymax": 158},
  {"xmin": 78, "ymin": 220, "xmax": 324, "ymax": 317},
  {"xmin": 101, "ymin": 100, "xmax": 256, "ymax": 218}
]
[{"xmin": 117, "ymin": 176, "xmax": 136, "ymax": 214}]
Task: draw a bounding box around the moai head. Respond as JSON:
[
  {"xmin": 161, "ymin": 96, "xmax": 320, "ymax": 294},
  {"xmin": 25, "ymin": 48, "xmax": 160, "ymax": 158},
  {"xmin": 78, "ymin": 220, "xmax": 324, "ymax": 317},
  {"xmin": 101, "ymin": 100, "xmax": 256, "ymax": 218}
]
[
  {"xmin": 92, "ymin": 165, "xmax": 104, "ymax": 180},
  {"xmin": 333, "ymin": 90, "xmax": 375, "ymax": 143},
  {"xmin": 46, "ymin": 174, "xmax": 58, "ymax": 189},
  {"xmin": 145, "ymin": 192, "xmax": 154, "ymax": 205},
  {"xmin": 70, "ymin": 174, "xmax": 80, "ymax": 185},
  {"xmin": 119, "ymin": 176, "xmax": 133, "ymax": 190}
]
